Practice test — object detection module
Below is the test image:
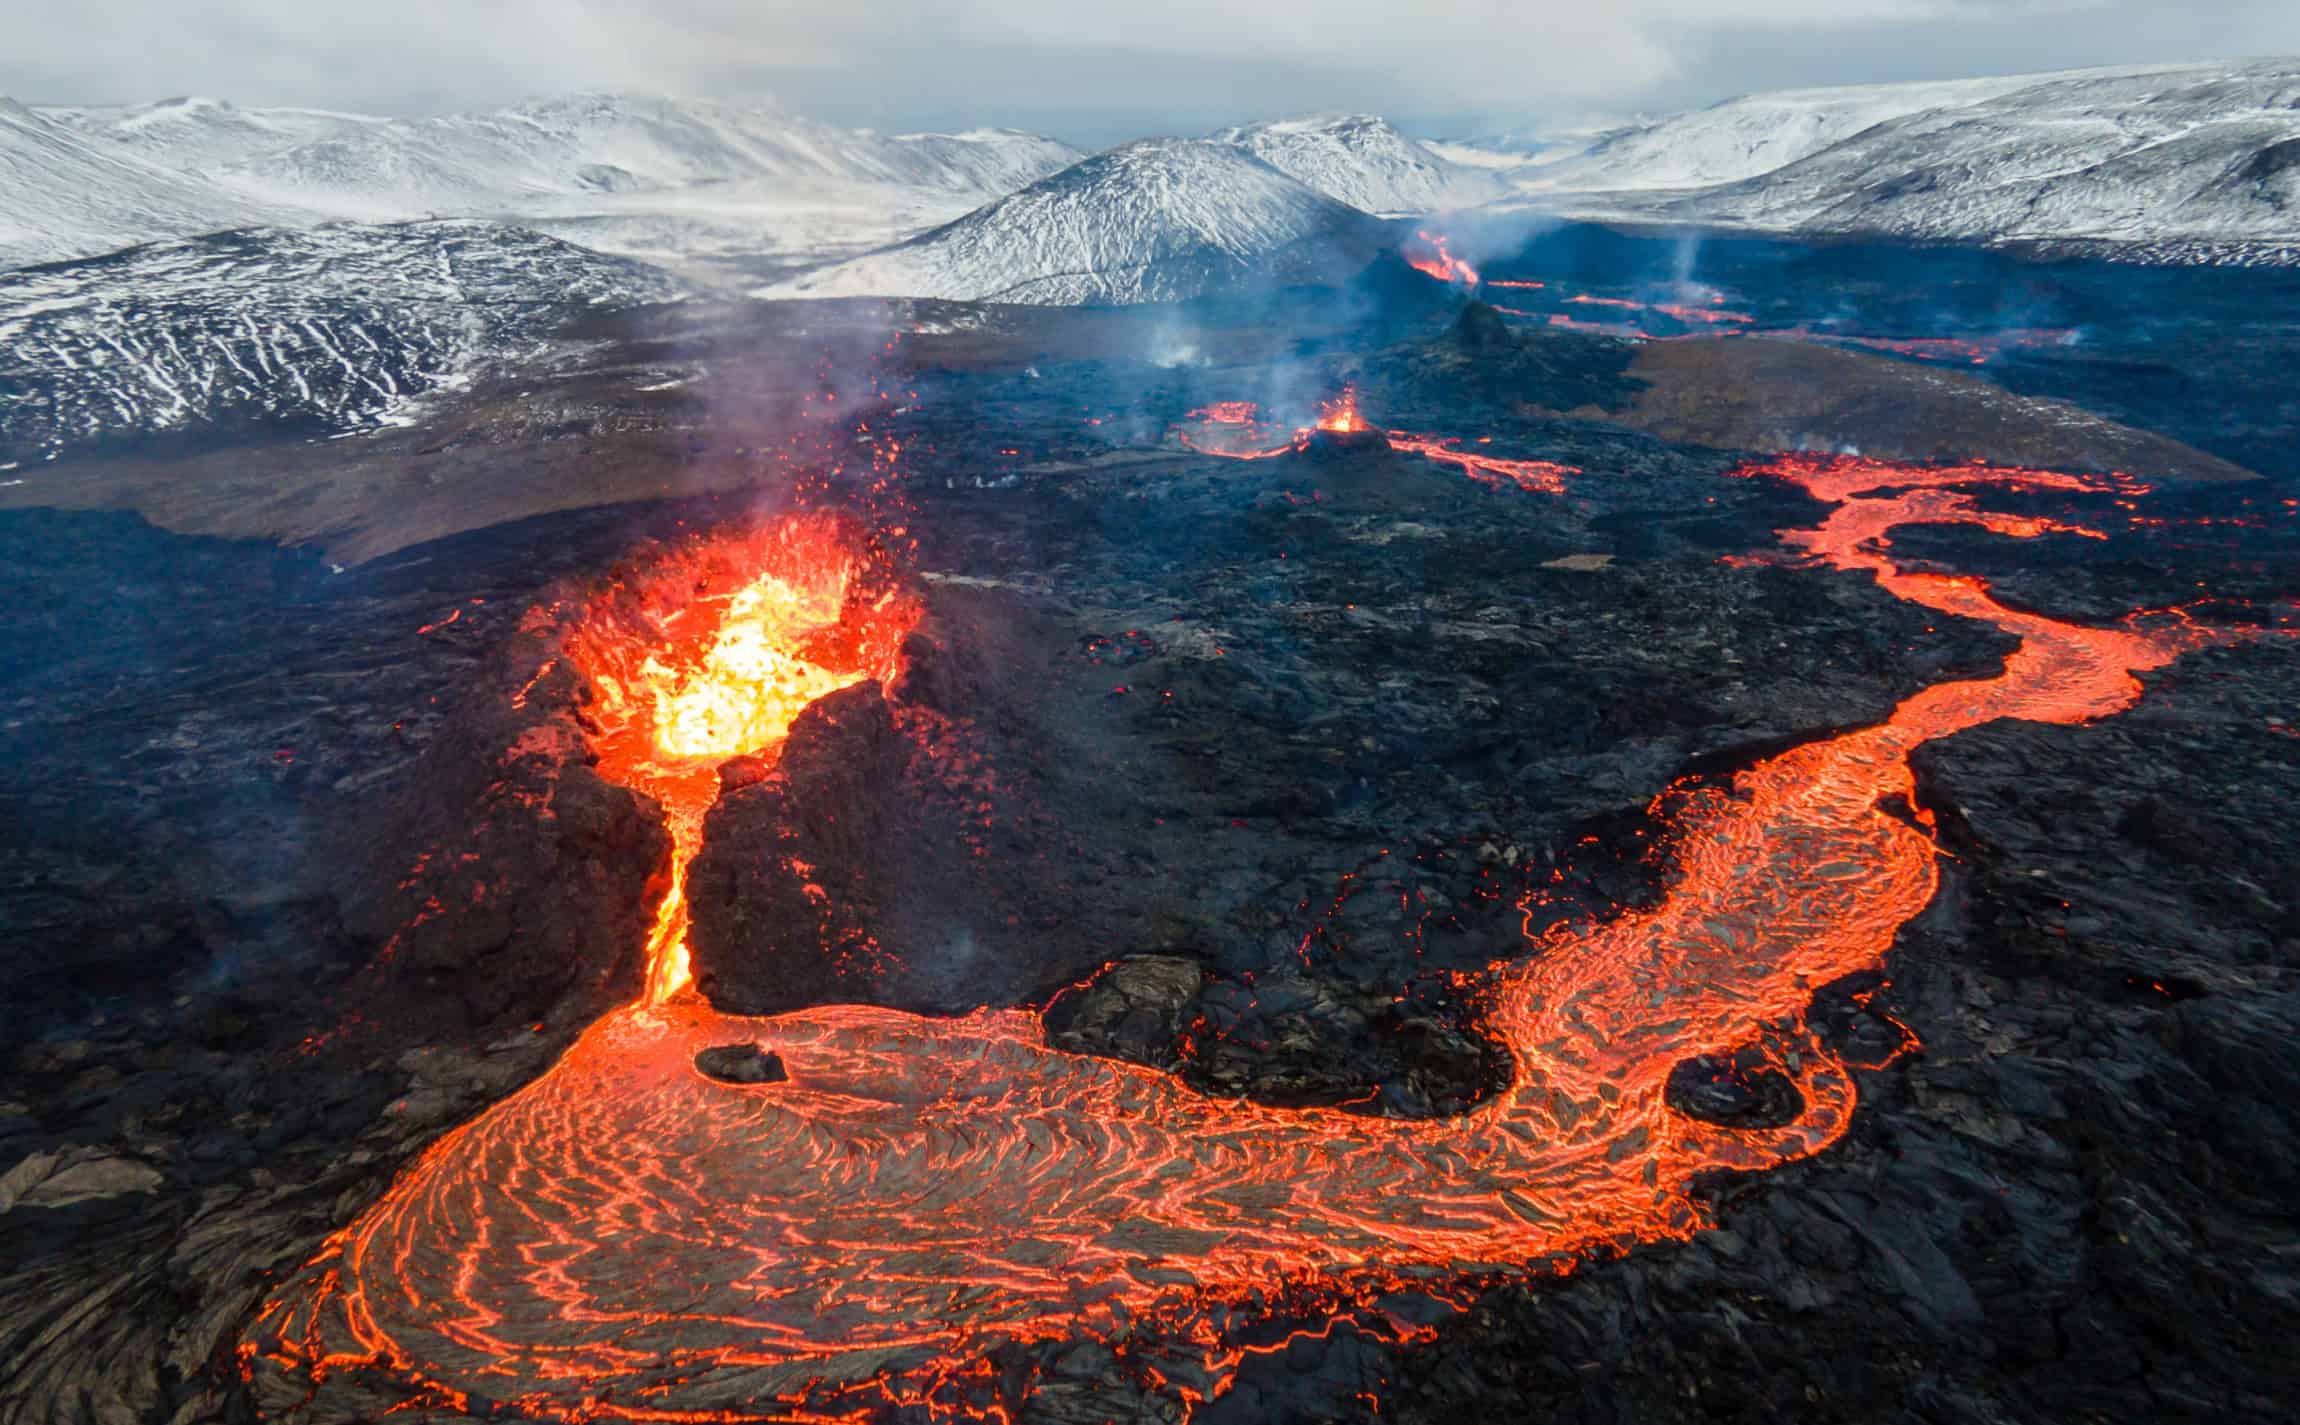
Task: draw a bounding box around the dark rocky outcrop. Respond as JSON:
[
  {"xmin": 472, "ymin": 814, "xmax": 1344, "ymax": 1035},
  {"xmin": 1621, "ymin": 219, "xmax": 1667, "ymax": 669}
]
[{"xmin": 694, "ymin": 1042, "xmax": 788, "ymax": 1084}]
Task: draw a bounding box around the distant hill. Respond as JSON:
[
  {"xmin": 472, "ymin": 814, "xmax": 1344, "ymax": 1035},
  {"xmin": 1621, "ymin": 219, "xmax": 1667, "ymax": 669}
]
[{"xmin": 775, "ymin": 138, "xmax": 1385, "ymax": 304}]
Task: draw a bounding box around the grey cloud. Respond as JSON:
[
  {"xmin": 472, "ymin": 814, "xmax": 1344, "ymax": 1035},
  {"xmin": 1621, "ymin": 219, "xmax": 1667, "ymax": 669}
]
[{"xmin": 0, "ymin": 0, "xmax": 2294, "ymax": 141}]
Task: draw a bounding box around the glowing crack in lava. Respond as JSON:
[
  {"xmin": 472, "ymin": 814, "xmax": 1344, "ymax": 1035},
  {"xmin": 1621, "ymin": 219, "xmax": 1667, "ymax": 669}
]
[
  {"xmin": 1565, "ymin": 293, "xmax": 1757, "ymax": 329},
  {"xmin": 250, "ymin": 458, "xmax": 2272, "ymax": 1420},
  {"xmin": 1175, "ymin": 393, "xmax": 1582, "ymax": 494}
]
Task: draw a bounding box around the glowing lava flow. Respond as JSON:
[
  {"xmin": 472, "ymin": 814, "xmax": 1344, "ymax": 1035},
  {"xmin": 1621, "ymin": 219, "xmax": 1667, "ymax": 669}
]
[
  {"xmin": 1174, "ymin": 400, "xmax": 1299, "ymax": 459},
  {"xmin": 1173, "ymin": 393, "xmax": 1581, "ymax": 494},
  {"xmin": 1384, "ymin": 433, "xmax": 1579, "ymax": 495},
  {"xmin": 250, "ymin": 457, "xmax": 2265, "ymax": 1420}
]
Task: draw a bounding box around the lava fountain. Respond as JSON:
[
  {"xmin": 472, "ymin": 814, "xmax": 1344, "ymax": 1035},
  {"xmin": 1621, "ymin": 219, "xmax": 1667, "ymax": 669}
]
[
  {"xmin": 1314, "ymin": 387, "xmax": 1371, "ymax": 434},
  {"xmin": 248, "ymin": 456, "xmax": 2269, "ymax": 1420},
  {"xmin": 1403, "ymin": 230, "xmax": 1479, "ymax": 287},
  {"xmin": 558, "ymin": 513, "xmax": 917, "ymax": 1002}
]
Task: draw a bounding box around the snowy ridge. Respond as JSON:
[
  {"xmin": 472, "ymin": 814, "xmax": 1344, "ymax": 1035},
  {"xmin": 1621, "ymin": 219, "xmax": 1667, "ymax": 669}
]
[
  {"xmin": 1498, "ymin": 69, "xmax": 2130, "ymax": 192},
  {"xmin": 1212, "ymin": 113, "xmax": 1499, "ymax": 214},
  {"xmin": 0, "ymin": 99, "xmax": 291, "ymax": 268},
  {"xmin": 211, "ymin": 94, "xmax": 1082, "ymax": 217},
  {"xmin": 1647, "ymin": 60, "xmax": 2300, "ymax": 246},
  {"xmin": 0, "ymin": 221, "xmax": 685, "ymax": 463},
  {"xmin": 4, "ymin": 92, "xmax": 1081, "ymax": 276},
  {"xmin": 774, "ymin": 138, "xmax": 1382, "ymax": 305},
  {"xmin": 1482, "ymin": 58, "xmax": 2300, "ymax": 255},
  {"xmin": 39, "ymin": 97, "xmax": 383, "ymax": 176}
]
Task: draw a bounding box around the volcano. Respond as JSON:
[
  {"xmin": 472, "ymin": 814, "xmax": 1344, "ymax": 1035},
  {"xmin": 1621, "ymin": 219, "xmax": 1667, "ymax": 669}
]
[
  {"xmin": 232, "ymin": 441, "xmax": 2288, "ymax": 1424},
  {"xmin": 5, "ymin": 225, "xmax": 2299, "ymax": 1425}
]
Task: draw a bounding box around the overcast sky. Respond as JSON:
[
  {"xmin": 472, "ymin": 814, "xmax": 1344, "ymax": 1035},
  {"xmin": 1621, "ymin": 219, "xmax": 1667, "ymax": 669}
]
[{"xmin": 5, "ymin": 1, "xmax": 2298, "ymax": 144}]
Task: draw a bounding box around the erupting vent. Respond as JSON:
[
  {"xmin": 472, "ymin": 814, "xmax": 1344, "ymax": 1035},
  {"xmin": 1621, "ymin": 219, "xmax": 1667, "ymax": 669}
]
[
  {"xmin": 1315, "ymin": 388, "xmax": 1370, "ymax": 434},
  {"xmin": 1403, "ymin": 229, "xmax": 1478, "ymax": 287},
  {"xmin": 1176, "ymin": 392, "xmax": 1582, "ymax": 494},
  {"xmin": 565, "ymin": 515, "xmax": 918, "ymax": 1002}
]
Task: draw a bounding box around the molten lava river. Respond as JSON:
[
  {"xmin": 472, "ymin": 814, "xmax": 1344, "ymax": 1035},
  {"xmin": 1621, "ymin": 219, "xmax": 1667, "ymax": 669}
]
[{"xmin": 250, "ymin": 454, "xmax": 2264, "ymax": 1420}]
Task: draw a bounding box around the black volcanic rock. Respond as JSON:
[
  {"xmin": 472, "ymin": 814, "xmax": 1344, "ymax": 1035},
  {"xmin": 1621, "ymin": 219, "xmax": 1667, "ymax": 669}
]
[
  {"xmin": 1253, "ymin": 431, "xmax": 1453, "ymax": 515},
  {"xmin": 683, "ymin": 592, "xmax": 1266, "ymax": 1018},
  {"xmin": 1297, "ymin": 426, "xmax": 1394, "ymax": 458},
  {"xmin": 1043, "ymin": 956, "xmax": 1203, "ymax": 1070},
  {"xmin": 686, "ymin": 681, "xmax": 909, "ymax": 1014},
  {"xmin": 694, "ymin": 1043, "xmax": 788, "ymax": 1084},
  {"xmin": 328, "ymin": 622, "xmax": 666, "ymax": 1033},
  {"xmin": 1451, "ymin": 300, "xmax": 1514, "ymax": 354},
  {"xmin": 1664, "ymin": 1049, "xmax": 1805, "ymax": 1128},
  {"xmin": 718, "ymin": 754, "xmax": 772, "ymax": 791},
  {"xmin": 1342, "ymin": 249, "xmax": 1475, "ymax": 337}
]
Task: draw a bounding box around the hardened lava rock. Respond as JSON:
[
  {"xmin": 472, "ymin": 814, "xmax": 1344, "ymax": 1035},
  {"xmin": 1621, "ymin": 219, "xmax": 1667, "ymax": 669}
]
[
  {"xmin": 1664, "ymin": 1048, "xmax": 1806, "ymax": 1129},
  {"xmin": 694, "ymin": 1042, "xmax": 788, "ymax": 1084}
]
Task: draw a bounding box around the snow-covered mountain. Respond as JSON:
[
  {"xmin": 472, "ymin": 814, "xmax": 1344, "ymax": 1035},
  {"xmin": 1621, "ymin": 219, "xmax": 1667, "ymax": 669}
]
[
  {"xmin": 0, "ymin": 221, "xmax": 684, "ymax": 464},
  {"xmin": 1496, "ymin": 70, "xmax": 2117, "ymax": 192},
  {"xmin": 1212, "ymin": 113, "xmax": 1498, "ymax": 214},
  {"xmin": 3, "ymin": 92, "xmax": 1081, "ymax": 277},
  {"xmin": 1491, "ymin": 58, "xmax": 2300, "ymax": 256},
  {"xmin": 774, "ymin": 138, "xmax": 1382, "ymax": 305},
  {"xmin": 1646, "ymin": 60, "xmax": 2300, "ymax": 249},
  {"xmin": 0, "ymin": 99, "xmax": 293, "ymax": 268},
  {"xmin": 39, "ymin": 96, "xmax": 383, "ymax": 175},
  {"xmin": 212, "ymin": 94, "xmax": 1080, "ymax": 217}
]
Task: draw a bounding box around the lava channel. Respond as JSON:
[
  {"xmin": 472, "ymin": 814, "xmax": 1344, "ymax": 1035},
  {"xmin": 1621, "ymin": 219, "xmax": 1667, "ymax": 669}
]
[{"xmin": 248, "ymin": 455, "xmax": 2269, "ymax": 1421}]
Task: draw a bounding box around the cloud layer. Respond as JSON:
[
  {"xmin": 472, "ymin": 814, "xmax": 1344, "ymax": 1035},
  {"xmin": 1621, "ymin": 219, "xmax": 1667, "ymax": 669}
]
[{"xmin": 5, "ymin": 0, "xmax": 2297, "ymax": 140}]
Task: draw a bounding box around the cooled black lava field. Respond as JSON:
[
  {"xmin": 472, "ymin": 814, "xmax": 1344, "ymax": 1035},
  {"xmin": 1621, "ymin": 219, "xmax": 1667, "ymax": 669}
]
[{"xmin": 4, "ymin": 231, "xmax": 2298, "ymax": 1425}]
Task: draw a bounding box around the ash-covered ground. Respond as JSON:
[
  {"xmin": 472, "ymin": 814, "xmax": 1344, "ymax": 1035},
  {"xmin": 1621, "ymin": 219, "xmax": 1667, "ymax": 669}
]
[{"xmin": 3, "ymin": 239, "xmax": 2297, "ymax": 1425}]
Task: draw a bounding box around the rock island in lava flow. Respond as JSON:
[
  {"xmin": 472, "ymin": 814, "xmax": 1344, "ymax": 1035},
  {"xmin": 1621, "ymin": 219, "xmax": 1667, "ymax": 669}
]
[{"xmin": 5, "ymin": 234, "xmax": 2300, "ymax": 1425}]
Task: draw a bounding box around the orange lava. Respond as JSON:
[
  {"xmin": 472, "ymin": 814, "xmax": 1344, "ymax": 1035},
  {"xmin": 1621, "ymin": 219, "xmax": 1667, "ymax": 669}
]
[
  {"xmin": 563, "ymin": 515, "xmax": 917, "ymax": 1002},
  {"xmin": 1652, "ymin": 302, "xmax": 1756, "ymax": 327},
  {"xmin": 250, "ymin": 455, "xmax": 2263, "ymax": 1420},
  {"xmin": 1189, "ymin": 400, "xmax": 1260, "ymax": 426},
  {"xmin": 1384, "ymin": 433, "xmax": 1579, "ymax": 495},
  {"xmin": 1171, "ymin": 395, "xmax": 1582, "ymax": 494},
  {"xmin": 1404, "ymin": 230, "xmax": 1479, "ymax": 287},
  {"xmin": 1174, "ymin": 401, "xmax": 1300, "ymax": 459},
  {"xmin": 1316, "ymin": 387, "xmax": 1370, "ymax": 434},
  {"xmin": 1545, "ymin": 311, "xmax": 1653, "ymax": 339},
  {"xmin": 1562, "ymin": 293, "xmax": 1756, "ymax": 329}
]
